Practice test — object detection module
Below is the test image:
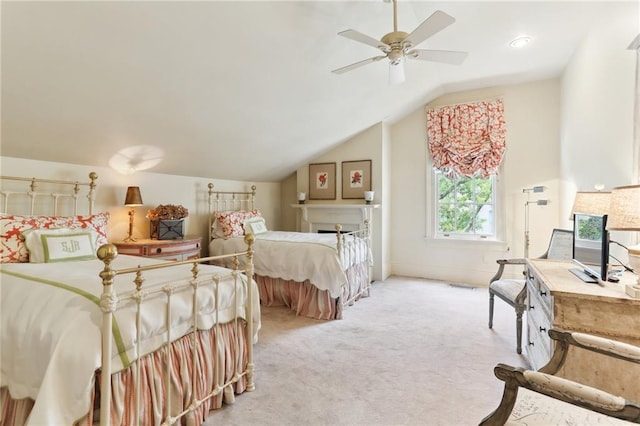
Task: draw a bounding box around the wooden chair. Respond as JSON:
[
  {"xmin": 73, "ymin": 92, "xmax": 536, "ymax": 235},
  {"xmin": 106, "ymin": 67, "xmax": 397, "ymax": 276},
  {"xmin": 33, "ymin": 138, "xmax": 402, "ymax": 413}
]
[
  {"xmin": 488, "ymin": 228, "xmax": 573, "ymax": 354},
  {"xmin": 480, "ymin": 328, "xmax": 640, "ymax": 425}
]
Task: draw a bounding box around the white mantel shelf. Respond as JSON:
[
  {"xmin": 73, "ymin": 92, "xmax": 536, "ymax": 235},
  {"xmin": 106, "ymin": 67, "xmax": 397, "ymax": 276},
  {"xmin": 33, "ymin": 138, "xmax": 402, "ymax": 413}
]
[
  {"xmin": 290, "ymin": 203, "xmax": 380, "ymax": 209},
  {"xmin": 290, "ymin": 203, "xmax": 380, "ymax": 232}
]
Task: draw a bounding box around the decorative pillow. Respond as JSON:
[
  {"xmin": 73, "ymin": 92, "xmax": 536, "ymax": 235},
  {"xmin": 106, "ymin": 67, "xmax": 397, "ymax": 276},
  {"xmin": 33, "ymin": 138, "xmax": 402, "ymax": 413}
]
[
  {"xmin": 244, "ymin": 216, "xmax": 268, "ymax": 235},
  {"xmin": 211, "ymin": 211, "xmax": 233, "ymax": 239},
  {"xmin": 214, "ymin": 210, "xmax": 261, "ymax": 239},
  {"xmin": 0, "ymin": 212, "xmax": 109, "ymax": 263},
  {"xmin": 23, "ymin": 228, "xmax": 97, "ymax": 263}
]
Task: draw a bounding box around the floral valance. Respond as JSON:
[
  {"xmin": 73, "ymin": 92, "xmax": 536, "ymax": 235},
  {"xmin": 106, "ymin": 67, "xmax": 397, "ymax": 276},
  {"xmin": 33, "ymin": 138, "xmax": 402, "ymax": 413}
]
[{"xmin": 426, "ymin": 99, "xmax": 506, "ymax": 177}]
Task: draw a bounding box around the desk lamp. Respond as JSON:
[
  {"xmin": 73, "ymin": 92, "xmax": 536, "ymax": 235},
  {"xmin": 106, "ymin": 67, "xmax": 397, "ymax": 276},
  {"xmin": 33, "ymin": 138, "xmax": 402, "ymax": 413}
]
[
  {"xmin": 607, "ymin": 184, "xmax": 640, "ymax": 296},
  {"xmin": 124, "ymin": 186, "xmax": 143, "ymax": 242}
]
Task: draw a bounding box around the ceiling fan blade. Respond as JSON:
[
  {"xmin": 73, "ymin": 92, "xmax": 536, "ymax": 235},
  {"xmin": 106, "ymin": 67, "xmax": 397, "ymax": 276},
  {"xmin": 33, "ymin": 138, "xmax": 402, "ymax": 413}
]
[
  {"xmin": 331, "ymin": 55, "xmax": 387, "ymax": 74},
  {"xmin": 337, "ymin": 29, "xmax": 389, "ymax": 51},
  {"xmin": 404, "ymin": 10, "xmax": 456, "ymax": 48},
  {"xmin": 407, "ymin": 49, "xmax": 468, "ymax": 65}
]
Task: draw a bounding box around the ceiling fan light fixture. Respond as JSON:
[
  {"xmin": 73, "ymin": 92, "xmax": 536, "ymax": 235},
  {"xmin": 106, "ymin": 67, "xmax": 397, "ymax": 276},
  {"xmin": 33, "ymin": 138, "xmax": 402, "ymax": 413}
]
[
  {"xmin": 509, "ymin": 36, "xmax": 531, "ymax": 49},
  {"xmin": 389, "ymin": 59, "xmax": 405, "ymax": 85}
]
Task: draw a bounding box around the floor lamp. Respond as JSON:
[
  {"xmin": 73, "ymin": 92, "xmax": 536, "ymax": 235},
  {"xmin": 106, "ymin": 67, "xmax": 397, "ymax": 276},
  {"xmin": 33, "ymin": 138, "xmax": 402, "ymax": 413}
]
[{"xmin": 523, "ymin": 186, "xmax": 549, "ymax": 258}]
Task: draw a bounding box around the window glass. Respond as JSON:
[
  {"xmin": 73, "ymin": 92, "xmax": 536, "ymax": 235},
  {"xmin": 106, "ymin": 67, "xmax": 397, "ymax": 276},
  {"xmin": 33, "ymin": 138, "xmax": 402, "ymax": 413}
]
[{"xmin": 435, "ymin": 172, "xmax": 495, "ymax": 238}]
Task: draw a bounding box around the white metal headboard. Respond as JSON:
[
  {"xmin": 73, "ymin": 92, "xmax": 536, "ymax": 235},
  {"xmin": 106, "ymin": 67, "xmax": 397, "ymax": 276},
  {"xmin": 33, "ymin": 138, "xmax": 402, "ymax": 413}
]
[
  {"xmin": 0, "ymin": 172, "xmax": 98, "ymax": 215},
  {"xmin": 207, "ymin": 183, "xmax": 257, "ymax": 241}
]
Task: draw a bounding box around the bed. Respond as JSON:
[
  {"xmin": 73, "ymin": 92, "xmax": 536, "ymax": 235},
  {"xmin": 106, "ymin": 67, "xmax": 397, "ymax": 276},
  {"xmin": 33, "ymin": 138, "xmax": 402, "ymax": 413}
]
[
  {"xmin": 0, "ymin": 173, "xmax": 260, "ymax": 425},
  {"xmin": 206, "ymin": 184, "xmax": 372, "ymax": 320}
]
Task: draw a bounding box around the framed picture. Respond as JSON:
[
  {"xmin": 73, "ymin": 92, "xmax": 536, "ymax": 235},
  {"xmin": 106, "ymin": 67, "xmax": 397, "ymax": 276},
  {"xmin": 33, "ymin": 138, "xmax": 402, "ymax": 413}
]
[
  {"xmin": 342, "ymin": 160, "xmax": 372, "ymax": 199},
  {"xmin": 308, "ymin": 162, "xmax": 336, "ymax": 200}
]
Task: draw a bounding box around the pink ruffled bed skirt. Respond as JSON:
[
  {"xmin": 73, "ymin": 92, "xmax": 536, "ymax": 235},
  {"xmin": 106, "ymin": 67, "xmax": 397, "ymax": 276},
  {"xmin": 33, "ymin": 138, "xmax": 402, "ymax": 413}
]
[
  {"xmin": 256, "ymin": 262, "xmax": 371, "ymax": 320},
  {"xmin": 1, "ymin": 322, "xmax": 249, "ymax": 426}
]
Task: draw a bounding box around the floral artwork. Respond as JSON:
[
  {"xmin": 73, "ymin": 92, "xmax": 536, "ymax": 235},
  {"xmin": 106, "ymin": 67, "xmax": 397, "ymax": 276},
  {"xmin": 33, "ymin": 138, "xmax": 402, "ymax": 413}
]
[
  {"xmin": 308, "ymin": 163, "xmax": 336, "ymax": 200},
  {"xmin": 342, "ymin": 160, "xmax": 371, "ymax": 199},
  {"xmin": 350, "ymin": 170, "xmax": 363, "ymax": 188},
  {"xmin": 317, "ymin": 172, "xmax": 328, "ymax": 188}
]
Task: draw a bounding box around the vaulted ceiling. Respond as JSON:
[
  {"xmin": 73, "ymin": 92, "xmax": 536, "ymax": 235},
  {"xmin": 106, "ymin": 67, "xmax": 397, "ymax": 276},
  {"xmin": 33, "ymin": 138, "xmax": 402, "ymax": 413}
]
[{"xmin": 1, "ymin": 1, "xmax": 635, "ymax": 181}]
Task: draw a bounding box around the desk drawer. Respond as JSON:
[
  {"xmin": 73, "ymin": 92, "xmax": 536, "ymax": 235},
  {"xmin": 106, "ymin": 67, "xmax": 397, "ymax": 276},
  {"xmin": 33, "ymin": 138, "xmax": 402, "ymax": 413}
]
[
  {"xmin": 143, "ymin": 240, "xmax": 200, "ymax": 258},
  {"xmin": 526, "ymin": 318, "xmax": 552, "ymax": 370},
  {"xmin": 527, "ymin": 267, "xmax": 553, "ymax": 315},
  {"xmin": 526, "ymin": 265, "xmax": 553, "ymax": 370},
  {"xmin": 114, "ymin": 237, "xmax": 202, "ymax": 261}
]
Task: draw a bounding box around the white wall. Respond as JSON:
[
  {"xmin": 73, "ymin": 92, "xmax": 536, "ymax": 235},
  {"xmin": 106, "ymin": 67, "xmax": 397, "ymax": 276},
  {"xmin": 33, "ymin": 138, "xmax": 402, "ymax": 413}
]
[
  {"xmin": 0, "ymin": 157, "xmax": 281, "ymax": 254},
  {"xmin": 280, "ymin": 172, "xmax": 298, "ymax": 231},
  {"xmin": 561, "ymin": 4, "xmax": 636, "ymax": 192},
  {"xmin": 389, "ymin": 80, "xmax": 562, "ymax": 286}
]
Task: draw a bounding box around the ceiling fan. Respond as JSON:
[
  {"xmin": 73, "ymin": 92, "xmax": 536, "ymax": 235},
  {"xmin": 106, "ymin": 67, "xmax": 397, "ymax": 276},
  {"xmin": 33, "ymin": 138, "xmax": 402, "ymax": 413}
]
[{"xmin": 332, "ymin": 0, "xmax": 468, "ymax": 83}]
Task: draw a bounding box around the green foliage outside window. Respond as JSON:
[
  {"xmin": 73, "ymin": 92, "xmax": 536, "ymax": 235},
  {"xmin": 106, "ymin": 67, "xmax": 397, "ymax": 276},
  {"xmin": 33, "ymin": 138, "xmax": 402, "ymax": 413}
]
[
  {"xmin": 577, "ymin": 216, "xmax": 603, "ymax": 241},
  {"xmin": 437, "ymin": 172, "xmax": 494, "ymax": 235}
]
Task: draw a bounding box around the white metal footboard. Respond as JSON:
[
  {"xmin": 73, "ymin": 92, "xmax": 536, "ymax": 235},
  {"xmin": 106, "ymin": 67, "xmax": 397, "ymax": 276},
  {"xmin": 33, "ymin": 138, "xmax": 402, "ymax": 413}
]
[
  {"xmin": 97, "ymin": 234, "xmax": 256, "ymax": 425},
  {"xmin": 335, "ymin": 220, "xmax": 372, "ymax": 306}
]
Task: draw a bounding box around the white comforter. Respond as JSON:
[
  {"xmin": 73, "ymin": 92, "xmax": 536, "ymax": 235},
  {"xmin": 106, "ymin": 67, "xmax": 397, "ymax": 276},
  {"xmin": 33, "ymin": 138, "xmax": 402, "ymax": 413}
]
[
  {"xmin": 209, "ymin": 231, "xmax": 371, "ymax": 297},
  {"xmin": 0, "ymin": 255, "xmax": 260, "ymax": 426}
]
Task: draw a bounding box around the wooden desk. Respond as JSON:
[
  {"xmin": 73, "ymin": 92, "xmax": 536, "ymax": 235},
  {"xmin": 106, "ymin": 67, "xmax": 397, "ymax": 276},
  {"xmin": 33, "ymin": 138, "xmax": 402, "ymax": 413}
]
[{"xmin": 526, "ymin": 259, "xmax": 640, "ymax": 400}]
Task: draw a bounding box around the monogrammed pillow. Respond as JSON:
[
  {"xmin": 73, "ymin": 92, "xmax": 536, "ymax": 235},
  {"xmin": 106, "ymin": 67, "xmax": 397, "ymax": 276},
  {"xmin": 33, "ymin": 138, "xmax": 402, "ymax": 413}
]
[{"xmin": 23, "ymin": 228, "xmax": 97, "ymax": 263}]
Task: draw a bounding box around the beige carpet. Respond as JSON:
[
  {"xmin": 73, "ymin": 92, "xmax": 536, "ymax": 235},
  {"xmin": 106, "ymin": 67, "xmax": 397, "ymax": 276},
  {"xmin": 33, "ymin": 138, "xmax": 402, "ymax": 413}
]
[{"xmin": 204, "ymin": 276, "xmax": 529, "ymax": 426}]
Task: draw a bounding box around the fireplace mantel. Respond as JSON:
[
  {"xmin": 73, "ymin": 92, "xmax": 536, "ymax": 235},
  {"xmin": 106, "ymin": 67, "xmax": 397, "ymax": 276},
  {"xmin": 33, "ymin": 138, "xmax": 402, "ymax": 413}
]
[{"xmin": 290, "ymin": 203, "xmax": 380, "ymax": 233}]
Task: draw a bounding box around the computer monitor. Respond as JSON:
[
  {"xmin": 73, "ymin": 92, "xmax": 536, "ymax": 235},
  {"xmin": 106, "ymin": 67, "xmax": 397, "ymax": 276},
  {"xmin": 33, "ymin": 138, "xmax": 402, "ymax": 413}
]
[{"xmin": 570, "ymin": 213, "xmax": 609, "ymax": 283}]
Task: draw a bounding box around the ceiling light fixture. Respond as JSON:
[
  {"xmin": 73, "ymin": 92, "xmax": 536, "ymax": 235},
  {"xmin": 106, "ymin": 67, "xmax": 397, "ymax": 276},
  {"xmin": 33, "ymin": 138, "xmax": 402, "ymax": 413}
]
[{"xmin": 509, "ymin": 36, "xmax": 531, "ymax": 49}]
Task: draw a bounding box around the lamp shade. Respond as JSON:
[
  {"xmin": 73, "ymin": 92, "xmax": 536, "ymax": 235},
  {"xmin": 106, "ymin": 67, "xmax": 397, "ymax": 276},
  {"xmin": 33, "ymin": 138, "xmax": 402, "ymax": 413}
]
[
  {"xmin": 607, "ymin": 185, "xmax": 640, "ymax": 230},
  {"xmin": 124, "ymin": 186, "xmax": 143, "ymax": 206},
  {"xmin": 570, "ymin": 191, "xmax": 611, "ymax": 219},
  {"xmin": 523, "ymin": 186, "xmax": 546, "ymax": 193}
]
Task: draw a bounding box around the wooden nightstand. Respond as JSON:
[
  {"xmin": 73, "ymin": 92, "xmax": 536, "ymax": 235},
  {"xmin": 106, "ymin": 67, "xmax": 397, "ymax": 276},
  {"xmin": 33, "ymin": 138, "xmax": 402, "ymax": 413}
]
[{"xmin": 113, "ymin": 237, "xmax": 202, "ymax": 261}]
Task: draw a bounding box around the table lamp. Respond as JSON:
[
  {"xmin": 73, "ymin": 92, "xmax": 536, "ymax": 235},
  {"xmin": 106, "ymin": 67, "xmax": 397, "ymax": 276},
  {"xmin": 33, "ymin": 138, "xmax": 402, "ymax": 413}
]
[
  {"xmin": 124, "ymin": 186, "xmax": 143, "ymax": 242},
  {"xmin": 607, "ymin": 184, "xmax": 640, "ymax": 295},
  {"xmin": 569, "ymin": 191, "xmax": 611, "ymax": 218}
]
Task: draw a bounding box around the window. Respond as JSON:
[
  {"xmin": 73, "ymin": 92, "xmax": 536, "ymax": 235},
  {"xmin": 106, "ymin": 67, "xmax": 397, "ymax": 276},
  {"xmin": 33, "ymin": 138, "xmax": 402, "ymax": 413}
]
[{"xmin": 435, "ymin": 171, "xmax": 495, "ymax": 238}]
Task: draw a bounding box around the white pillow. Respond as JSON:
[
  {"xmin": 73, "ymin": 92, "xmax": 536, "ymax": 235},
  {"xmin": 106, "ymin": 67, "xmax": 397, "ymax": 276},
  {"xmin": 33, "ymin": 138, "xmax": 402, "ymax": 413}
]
[
  {"xmin": 23, "ymin": 228, "xmax": 97, "ymax": 263},
  {"xmin": 244, "ymin": 216, "xmax": 268, "ymax": 235}
]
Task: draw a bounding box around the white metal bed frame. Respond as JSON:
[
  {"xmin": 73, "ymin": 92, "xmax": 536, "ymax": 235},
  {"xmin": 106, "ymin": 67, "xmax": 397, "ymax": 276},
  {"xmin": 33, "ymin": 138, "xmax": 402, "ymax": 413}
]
[
  {"xmin": 206, "ymin": 183, "xmax": 372, "ymax": 318},
  {"xmin": 0, "ymin": 172, "xmax": 98, "ymax": 215},
  {"xmin": 1, "ymin": 173, "xmax": 256, "ymax": 425}
]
